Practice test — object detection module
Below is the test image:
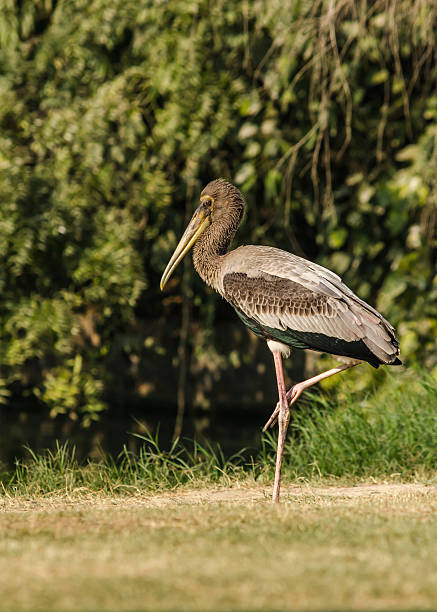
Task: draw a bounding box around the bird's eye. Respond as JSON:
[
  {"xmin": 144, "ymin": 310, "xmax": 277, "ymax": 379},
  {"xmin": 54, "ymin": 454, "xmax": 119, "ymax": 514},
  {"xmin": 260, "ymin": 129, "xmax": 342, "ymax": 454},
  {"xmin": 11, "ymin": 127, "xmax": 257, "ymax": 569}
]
[{"xmin": 200, "ymin": 196, "xmax": 214, "ymax": 213}]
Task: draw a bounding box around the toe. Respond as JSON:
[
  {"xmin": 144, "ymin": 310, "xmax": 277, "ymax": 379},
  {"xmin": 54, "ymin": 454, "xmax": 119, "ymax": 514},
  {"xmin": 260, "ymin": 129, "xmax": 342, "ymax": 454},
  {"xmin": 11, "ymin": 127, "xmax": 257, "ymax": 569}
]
[{"xmin": 289, "ymin": 386, "xmax": 303, "ymax": 406}]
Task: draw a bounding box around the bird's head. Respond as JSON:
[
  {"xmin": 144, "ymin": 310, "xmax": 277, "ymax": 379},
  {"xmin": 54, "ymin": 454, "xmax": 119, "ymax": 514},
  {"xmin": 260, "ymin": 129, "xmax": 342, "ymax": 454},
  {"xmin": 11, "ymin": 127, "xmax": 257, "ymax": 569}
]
[{"xmin": 160, "ymin": 179, "xmax": 244, "ymax": 290}]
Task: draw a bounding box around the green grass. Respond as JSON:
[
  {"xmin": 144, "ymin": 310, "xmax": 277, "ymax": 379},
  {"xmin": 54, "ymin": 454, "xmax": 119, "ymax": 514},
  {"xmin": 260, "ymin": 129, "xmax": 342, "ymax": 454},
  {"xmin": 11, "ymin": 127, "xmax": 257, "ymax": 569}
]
[
  {"xmin": 281, "ymin": 368, "xmax": 437, "ymax": 480},
  {"xmin": 1, "ymin": 435, "xmax": 250, "ymax": 497},
  {"xmin": 1, "ymin": 369, "xmax": 436, "ymax": 498}
]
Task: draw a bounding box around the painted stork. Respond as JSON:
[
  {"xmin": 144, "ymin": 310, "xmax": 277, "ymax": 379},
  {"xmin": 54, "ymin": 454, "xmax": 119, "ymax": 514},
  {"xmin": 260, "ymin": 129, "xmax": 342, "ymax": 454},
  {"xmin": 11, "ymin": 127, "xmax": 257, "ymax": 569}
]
[{"xmin": 160, "ymin": 179, "xmax": 401, "ymax": 503}]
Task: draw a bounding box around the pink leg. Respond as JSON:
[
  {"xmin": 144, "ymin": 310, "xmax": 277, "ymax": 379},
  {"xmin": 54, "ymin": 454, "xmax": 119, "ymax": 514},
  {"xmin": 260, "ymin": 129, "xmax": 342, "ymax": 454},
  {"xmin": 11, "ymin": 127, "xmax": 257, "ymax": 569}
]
[
  {"xmin": 271, "ymin": 351, "xmax": 290, "ymax": 504},
  {"xmin": 263, "ymin": 362, "xmax": 360, "ymax": 432}
]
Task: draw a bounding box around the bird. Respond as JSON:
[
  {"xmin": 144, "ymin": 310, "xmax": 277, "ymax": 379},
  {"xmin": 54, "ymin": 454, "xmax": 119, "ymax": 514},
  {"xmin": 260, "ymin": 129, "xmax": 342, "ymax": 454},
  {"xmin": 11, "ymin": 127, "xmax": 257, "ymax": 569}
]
[{"xmin": 160, "ymin": 179, "xmax": 401, "ymax": 503}]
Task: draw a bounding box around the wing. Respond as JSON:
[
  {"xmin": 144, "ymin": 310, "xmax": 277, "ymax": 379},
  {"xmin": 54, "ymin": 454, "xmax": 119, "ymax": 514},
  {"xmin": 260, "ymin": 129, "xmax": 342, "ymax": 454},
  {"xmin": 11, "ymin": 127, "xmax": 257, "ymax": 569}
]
[{"xmin": 221, "ymin": 246, "xmax": 400, "ymax": 366}]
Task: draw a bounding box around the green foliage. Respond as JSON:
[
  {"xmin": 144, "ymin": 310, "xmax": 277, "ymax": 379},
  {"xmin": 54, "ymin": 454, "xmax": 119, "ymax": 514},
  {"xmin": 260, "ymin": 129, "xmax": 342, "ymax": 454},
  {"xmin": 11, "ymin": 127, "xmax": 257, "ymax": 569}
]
[{"xmin": 0, "ymin": 0, "xmax": 435, "ymax": 423}]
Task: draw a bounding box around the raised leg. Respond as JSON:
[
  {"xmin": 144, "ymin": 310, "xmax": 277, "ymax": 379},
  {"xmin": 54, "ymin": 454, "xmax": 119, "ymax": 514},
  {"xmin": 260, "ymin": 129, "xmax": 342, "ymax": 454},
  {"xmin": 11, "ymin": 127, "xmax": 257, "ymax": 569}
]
[
  {"xmin": 271, "ymin": 350, "xmax": 290, "ymax": 504},
  {"xmin": 263, "ymin": 362, "xmax": 360, "ymax": 432}
]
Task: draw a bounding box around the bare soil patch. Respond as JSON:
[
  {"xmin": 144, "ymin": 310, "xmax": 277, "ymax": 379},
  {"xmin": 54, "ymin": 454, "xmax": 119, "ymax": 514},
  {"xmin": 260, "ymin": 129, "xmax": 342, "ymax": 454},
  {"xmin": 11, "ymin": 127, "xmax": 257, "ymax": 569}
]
[{"xmin": 1, "ymin": 482, "xmax": 434, "ymax": 512}]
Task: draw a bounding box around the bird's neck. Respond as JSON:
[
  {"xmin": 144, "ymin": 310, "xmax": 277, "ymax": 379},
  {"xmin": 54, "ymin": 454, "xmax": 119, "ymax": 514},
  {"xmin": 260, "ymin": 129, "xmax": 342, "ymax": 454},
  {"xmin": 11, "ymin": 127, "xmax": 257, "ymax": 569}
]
[{"xmin": 192, "ymin": 209, "xmax": 241, "ymax": 290}]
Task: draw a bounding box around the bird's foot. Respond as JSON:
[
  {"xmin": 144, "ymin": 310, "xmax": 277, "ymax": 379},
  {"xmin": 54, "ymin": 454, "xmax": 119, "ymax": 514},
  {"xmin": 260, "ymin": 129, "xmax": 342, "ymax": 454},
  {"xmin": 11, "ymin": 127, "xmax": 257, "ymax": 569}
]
[
  {"xmin": 262, "ymin": 404, "xmax": 280, "ymax": 432},
  {"xmin": 262, "ymin": 383, "xmax": 305, "ymax": 431}
]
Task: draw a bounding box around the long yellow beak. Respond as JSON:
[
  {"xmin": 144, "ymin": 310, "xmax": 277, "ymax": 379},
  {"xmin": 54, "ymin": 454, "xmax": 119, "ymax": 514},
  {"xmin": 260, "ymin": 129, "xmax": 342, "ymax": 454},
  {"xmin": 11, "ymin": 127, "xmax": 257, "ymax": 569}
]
[{"xmin": 160, "ymin": 203, "xmax": 212, "ymax": 290}]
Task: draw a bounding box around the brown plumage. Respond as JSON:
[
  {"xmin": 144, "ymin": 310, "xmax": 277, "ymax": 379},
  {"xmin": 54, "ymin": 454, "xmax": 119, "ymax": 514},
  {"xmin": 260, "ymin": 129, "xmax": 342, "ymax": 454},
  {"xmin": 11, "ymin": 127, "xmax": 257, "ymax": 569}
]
[{"xmin": 160, "ymin": 178, "xmax": 401, "ymax": 502}]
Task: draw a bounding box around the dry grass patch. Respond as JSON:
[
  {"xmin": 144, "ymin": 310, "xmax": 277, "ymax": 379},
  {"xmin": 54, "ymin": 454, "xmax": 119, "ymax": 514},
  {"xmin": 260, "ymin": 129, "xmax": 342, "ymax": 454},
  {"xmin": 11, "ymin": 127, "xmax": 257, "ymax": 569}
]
[{"xmin": 1, "ymin": 484, "xmax": 436, "ymax": 611}]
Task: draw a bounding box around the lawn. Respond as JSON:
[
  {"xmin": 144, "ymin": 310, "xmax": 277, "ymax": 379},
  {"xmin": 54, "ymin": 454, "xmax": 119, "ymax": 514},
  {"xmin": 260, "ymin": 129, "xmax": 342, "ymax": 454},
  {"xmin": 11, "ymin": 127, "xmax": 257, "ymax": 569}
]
[
  {"xmin": 1, "ymin": 370, "xmax": 436, "ymax": 611},
  {"xmin": 1, "ymin": 483, "xmax": 437, "ymax": 611}
]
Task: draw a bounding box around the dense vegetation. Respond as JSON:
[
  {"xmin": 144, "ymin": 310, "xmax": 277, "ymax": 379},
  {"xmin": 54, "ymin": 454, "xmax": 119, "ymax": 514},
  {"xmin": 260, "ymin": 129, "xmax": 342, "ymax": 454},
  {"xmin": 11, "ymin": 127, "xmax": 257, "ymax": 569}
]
[{"xmin": 0, "ymin": 0, "xmax": 436, "ymax": 433}]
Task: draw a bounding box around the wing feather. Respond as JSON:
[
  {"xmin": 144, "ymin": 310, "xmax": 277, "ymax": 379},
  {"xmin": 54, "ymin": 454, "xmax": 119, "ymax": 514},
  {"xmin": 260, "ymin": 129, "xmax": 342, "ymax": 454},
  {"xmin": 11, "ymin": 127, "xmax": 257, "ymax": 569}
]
[
  {"xmin": 220, "ymin": 246, "xmax": 400, "ymax": 365},
  {"xmin": 223, "ymin": 272, "xmax": 362, "ymax": 342}
]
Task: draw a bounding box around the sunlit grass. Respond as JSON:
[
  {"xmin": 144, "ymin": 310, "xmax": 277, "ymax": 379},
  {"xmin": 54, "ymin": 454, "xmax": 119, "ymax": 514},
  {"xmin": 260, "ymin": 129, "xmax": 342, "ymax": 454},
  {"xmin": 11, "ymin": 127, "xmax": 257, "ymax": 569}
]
[{"xmin": 1, "ymin": 487, "xmax": 437, "ymax": 611}]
